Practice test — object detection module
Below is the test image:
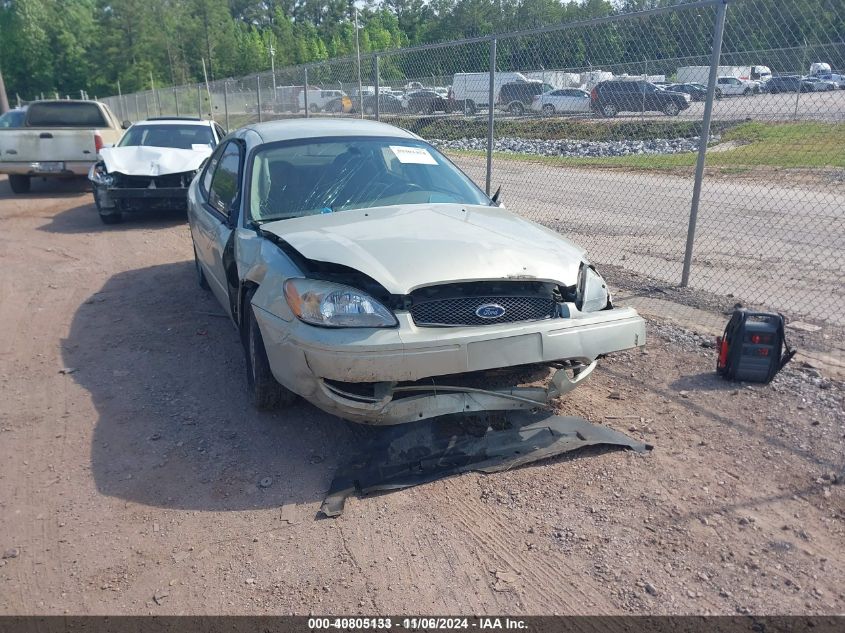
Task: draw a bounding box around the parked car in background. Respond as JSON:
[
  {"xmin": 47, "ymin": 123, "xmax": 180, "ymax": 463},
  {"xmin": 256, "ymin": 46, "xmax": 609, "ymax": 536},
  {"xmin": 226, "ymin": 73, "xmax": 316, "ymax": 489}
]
[
  {"xmin": 590, "ymin": 80, "xmax": 690, "ymax": 117},
  {"xmin": 666, "ymin": 83, "xmax": 710, "ymax": 101},
  {"xmin": 715, "ymin": 76, "xmax": 755, "ymax": 96},
  {"xmin": 324, "ymin": 95, "xmax": 353, "ymax": 113},
  {"xmin": 187, "ymin": 118, "xmax": 646, "ymax": 423},
  {"xmin": 402, "ymin": 89, "xmax": 449, "ymax": 114},
  {"xmin": 764, "ymin": 75, "xmax": 813, "ymax": 93},
  {"xmin": 298, "ymin": 89, "xmax": 346, "ymax": 112},
  {"xmin": 0, "ymin": 100, "xmax": 124, "ymax": 194},
  {"xmin": 801, "ymin": 76, "xmax": 837, "ymax": 91},
  {"xmin": 450, "ymin": 71, "xmax": 531, "ymax": 113},
  {"xmin": 531, "ymin": 88, "xmax": 591, "ymax": 114},
  {"xmin": 816, "ymin": 73, "xmax": 845, "ymax": 89},
  {"xmin": 498, "ymin": 80, "xmax": 553, "ymax": 115},
  {"xmin": 0, "ymin": 107, "xmax": 27, "ymax": 128},
  {"xmin": 89, "ymin": 117, "xmax": 224, "ymax": 224},
  {"xmin": 361, "ymin": 93, "xmax": 404, "ymax": 115}
]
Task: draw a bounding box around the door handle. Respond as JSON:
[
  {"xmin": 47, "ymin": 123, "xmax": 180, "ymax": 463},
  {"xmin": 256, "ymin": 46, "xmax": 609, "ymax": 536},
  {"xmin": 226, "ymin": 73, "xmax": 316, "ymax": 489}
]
[{"xmin": 39, "ymin": 132, "xmax": 53, "ymax": 139}]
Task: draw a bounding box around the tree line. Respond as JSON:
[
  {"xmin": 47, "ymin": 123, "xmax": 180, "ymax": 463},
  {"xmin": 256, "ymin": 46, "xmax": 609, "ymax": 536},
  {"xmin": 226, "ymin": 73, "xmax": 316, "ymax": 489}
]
[{"xmin": 0, "ymin": 0, "xmax": 841, "ymax": 101}]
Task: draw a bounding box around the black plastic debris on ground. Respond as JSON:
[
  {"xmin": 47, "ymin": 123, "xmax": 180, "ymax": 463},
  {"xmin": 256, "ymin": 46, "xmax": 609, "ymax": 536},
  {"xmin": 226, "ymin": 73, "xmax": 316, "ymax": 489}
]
[{"xmin": 320, "ymin": 410, "xmax": 652, "ymax": 517}]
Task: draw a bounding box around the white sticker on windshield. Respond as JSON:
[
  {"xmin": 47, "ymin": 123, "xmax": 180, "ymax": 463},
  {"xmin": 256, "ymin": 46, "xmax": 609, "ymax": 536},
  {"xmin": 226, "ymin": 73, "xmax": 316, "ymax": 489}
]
[{"xmin": 390, "ymin": 145, "xmax": 438, "ymax": 165}]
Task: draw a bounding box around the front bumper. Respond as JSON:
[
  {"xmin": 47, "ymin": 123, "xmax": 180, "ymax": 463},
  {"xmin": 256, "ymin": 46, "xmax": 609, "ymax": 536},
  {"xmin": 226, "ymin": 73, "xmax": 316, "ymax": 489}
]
[
  {"xmin": 107, "ymin": 187, "xmax": 189, "ymax": 199},
  {"xmin": 255, "ymin": 306, "xmax": 645, "ymax": 424}
]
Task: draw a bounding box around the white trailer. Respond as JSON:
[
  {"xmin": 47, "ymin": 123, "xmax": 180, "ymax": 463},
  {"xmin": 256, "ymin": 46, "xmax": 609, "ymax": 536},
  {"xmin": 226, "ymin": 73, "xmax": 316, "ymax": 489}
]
[
  {"xmin": 523, "ymin": 71, "xmax": 581, "ymax": 88},
  {"xmin": 676, "ymin": 65, "xmax": 771, "ymax": 84},
  {"xmin": 810, "ymin": 62, "xmax": 832, "ymax": 76},
  {"xmin": 449, "ymin": 72, "xmax": 529, "ymax": 112}
]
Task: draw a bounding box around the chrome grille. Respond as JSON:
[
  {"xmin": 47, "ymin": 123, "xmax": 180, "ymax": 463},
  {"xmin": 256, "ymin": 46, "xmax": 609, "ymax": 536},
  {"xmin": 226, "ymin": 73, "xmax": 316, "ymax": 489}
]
[{"xmin": 410, "ymin": 296, "xmax": 556, "ymax": 327}]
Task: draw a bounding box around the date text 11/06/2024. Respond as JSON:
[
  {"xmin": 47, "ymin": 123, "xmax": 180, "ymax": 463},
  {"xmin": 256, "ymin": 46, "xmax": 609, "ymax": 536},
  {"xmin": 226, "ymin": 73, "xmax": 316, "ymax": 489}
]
[{"xmin": 307, "ymin": 617, "xmax": 528, "ymax": 630}]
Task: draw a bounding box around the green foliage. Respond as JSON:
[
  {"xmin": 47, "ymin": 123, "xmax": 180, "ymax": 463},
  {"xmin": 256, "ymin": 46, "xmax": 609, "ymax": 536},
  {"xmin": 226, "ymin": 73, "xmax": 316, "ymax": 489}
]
[{"xmin": 0, "ymin": 0, "xmax": 842, "ymax": 102}]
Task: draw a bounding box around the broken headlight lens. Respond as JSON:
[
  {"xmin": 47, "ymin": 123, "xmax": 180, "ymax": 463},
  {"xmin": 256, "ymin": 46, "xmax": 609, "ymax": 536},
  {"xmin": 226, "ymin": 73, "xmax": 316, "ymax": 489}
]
[
  {"xmin": 89, "ymin": 163, "xmax": 114, "ymax": 187},
  {"xmin": 283, "ymin": 278, "xmax": 397, "ymax": 328},
  {"xmin": 577, "ymin": 264, "xmax": 610, "ymax": 313}
]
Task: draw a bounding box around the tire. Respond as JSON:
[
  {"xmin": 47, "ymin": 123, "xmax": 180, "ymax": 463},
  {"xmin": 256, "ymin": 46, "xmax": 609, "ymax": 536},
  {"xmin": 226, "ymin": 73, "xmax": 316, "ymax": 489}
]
[
  {"xmin": 244, "ymin": 289, "xmax": 297, "ymax": 410},
  {"xmin": 93, "ymin": 186, "xmax": 123, "ymax": 224},
  {"xmin": 364, "ymin": 105, "xmax": 374, "ymax": 115},
  {"xmin": 508, "ymin": 102, "xmax": 525, "ymax": 116},
  {"xmin": 743, "ymin": 87, "xmax": 751, "ymax": 96},
  {"xmin": 542, "ymin": 104, "xmax": 556, "ymax": 115},
  {"xmin": 715, "ymin": 88, "xmax": 723, "ymax": 98},
  {"xmin": 663, "ymin": 101, "xmax": 680, "ymax": 116},
  {"xmin": 464, "ymin": 100, "xmax": 476, "ymax": 115},
  {"xmin": 600, "ymin": 103, "xmax": 617, "ymax": 118},
  {"xmin": 309, "ymin": 103, "xmax": 319, "ymax": 113},
  {"xmin": 194, "ymin": 246, "xmax": 210, "ymax": 291},
  {"xmin": 8, "ymin": 175, "xmax": 30, "ymax": 194}
]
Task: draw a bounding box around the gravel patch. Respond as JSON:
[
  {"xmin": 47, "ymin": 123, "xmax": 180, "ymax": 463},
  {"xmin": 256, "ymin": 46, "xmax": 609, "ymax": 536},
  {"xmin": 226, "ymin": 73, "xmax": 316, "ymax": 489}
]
[{"xmin": 432, "ymin": 136, "xmax": 720, "ymax": 157}]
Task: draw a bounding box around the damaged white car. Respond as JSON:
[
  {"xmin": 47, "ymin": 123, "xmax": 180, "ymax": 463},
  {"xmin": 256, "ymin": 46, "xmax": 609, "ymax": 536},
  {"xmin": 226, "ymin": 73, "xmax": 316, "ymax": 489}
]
[
  {"xmin": 188, "ymin": 119, "xmax": 645, "ymax": 425},
  {"xmin": 89, "ymin": 117, "xmax": 226, "ymax": 224}
]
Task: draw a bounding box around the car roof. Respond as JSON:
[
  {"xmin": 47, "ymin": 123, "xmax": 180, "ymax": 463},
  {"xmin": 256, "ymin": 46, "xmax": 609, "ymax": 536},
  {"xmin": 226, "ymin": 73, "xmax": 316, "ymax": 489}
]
[
  {"xmin": 243, "ymin": 118, "xmax": 419, "ymax": 143},
  {"xmin": 134, "ymin": 118, "xmax": 214, "ymax": 126}
]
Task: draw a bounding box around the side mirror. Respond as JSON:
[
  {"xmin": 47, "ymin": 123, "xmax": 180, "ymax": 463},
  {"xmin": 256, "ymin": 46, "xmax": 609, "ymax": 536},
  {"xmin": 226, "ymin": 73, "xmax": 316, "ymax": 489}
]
[
  {"xmin": 121, "ymin": 120, "xmax": 131, "ymax": 129},
  {"xmin": 491, "ymin": 185, "xmax": 502, "ymax": 205}
]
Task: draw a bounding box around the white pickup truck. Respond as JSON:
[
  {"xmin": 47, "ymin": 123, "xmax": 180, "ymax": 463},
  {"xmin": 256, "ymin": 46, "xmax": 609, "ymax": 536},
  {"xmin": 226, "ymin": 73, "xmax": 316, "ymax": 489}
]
[{"xmin": 0, "ymin": 100, "xmax": 125, "ymax": 194}]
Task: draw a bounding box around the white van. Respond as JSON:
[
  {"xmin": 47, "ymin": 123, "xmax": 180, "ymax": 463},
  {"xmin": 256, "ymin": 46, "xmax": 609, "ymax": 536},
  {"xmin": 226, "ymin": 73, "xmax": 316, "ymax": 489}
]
[
  {"xmin": 449, "ymin": 72, "xmax": 530, "ymax": 113},
  {"xmin": 298, "ymin": 89, "xmax": 346, "ymax": 112}
]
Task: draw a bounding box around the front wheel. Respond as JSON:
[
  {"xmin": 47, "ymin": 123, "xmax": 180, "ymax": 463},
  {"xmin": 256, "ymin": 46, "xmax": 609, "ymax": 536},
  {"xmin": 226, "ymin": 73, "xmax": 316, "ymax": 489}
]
[
  {"xmin": 194, "ymin": 246, "xmax": 210, "ymax": 291},
  {"xmin": 464, "ymin": 100, "xmax": 477, "ymax": 115},
  {"xmin": 93, "ymin": 186, "xmax": 123, "ymax": 224},
  {"xmin": 364, "ymin": 105, "xmax": 374, "ymax": 115},
  {"xmin": 8, "ymin": 175, "xmax": 30, "ymax": 194},
  {"xmin": 244, "ymin": 289, "xmax": 297, "ymax": 410},
  {"xmin": 508, "ymin": 102, "xmax": 525, "ymax": 116},
  {"xmin": 542, "ymin": 103, "xmax": 556, "ymax": 115},
  {"xmin": 663, "ymin": 102, "xmax": 680, "ymax": 116},
  {"xmin": 743, "ymin": 87, "xmax": 751, "ymax": 96}
]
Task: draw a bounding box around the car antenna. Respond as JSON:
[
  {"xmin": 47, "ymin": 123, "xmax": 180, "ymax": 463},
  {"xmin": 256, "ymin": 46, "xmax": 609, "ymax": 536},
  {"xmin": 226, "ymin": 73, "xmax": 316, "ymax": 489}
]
[{"xmin": 492, "ymin": 186, "xmax": 502, "ymax": 203}]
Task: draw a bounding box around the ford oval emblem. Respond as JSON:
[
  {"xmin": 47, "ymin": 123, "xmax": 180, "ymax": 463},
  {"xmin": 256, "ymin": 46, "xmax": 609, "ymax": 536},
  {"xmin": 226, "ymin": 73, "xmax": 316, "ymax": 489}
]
[{"xmin": 475, "ymin": 303, "xmax": 506, "ymax": 319}]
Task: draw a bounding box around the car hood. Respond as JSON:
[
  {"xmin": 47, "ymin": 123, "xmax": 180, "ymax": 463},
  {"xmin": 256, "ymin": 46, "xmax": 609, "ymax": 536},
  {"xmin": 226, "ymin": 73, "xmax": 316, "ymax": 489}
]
[
  {"xmin": 260, "ymin": 204, "xmax": 586, "ymax": 294},
  {"xmin": 100, "ymin": 145, "xmax": 212, "ymax": 177}
]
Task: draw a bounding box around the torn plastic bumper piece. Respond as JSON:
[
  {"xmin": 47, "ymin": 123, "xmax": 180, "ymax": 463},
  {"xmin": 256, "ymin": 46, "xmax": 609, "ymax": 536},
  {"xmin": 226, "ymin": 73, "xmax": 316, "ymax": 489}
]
[{"xmin": 320, "ymin": 410, "xmax": 652, "ymax": 517}]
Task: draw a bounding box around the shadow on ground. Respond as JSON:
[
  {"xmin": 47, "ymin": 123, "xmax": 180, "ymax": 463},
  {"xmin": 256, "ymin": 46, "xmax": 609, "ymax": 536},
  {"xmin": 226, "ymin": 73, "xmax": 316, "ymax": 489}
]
[
  {"xmin": 39, "ymin": 201, "xmax": 188, "ymax": 234},
  {"xmin": 63, "ymin": 260, "xmax": 347, "ymax": 511},
  {"xmin": 0, "ymin": 174, "xmax": 91, "ymax": 200}
]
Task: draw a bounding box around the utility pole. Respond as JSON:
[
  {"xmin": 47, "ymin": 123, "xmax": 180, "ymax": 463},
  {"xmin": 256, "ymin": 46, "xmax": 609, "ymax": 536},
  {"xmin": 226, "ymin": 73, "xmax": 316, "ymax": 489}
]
[
  {"xmin": 0, "ymin": 65, "xmax": 9, "ymax": 113},
  {"xmin": 355, "ymin": 7, "xmax": 364, "ymax": 119},
  {"xmin": 269, "ymin": 44, "xmax": 277, "ymax": 103}
]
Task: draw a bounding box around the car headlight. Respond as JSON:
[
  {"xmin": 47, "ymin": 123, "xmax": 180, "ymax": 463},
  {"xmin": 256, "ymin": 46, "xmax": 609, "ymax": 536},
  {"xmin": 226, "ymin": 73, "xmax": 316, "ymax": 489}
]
[
  {"xmin": 577, "ymin": 264, "xmax": 610, "ymax": 313},
  {"xmin": 283, "ymin": 278, "xmax": 397, "ymax": 328},
  {"xmin": 89, "ymin": 163, "xmax": 114, "ymax": 186}
]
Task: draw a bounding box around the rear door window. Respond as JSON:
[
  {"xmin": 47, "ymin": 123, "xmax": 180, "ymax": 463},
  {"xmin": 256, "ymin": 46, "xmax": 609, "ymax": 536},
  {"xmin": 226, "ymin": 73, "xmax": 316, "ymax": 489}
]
[
  {"xmin": 25, "ymin": 102, "xmax": 107, "ymax": 127},
  {"xmin": 208, "ymin": 142, "xmax": 242, "ymax": 218}
]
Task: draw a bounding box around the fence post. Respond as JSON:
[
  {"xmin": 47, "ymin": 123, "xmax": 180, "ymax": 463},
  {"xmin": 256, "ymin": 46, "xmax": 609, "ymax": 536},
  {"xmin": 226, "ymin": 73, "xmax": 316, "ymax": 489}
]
[
  {"xmin": 196, "ymin": 84, "xmax": 202, "ymax": 118},
  {"xmin": 485, "ymin": 38, "xmax": 497, "ymax": 196},
  {"xmin": 374, "ymin": 55, "xmax": 380, "ymax": 122},
  {"xmin": 257, "ymin": 76, "xmax": 263, "ymax": 123},
  {"xmin": 680, "ymin": 0, "xmax": 727, "ymax": 288},
  {"xmin": 174, "ymin": 87, "xmax": 179, "ymax": 116},
  {"xmin": 144, "ymin": 92, "xmax": 150, "ymax": 118},
  {"xmin": 223, "ymin": 81, "xmax": 230, "ymax": 131},
  {"xmin": 304, "ymin": 67, "xmax": 309, "ymax": 118}
]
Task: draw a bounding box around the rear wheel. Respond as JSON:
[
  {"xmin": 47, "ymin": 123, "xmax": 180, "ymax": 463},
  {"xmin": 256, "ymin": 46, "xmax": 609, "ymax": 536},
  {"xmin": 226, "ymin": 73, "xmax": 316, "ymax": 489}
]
[
  {"xmin": 364, "ymin": 105, "xmax": 374, "ymax": 115},
  {"xmin": 715, "ymin": 88, "xmax": 723, "ymax": 98},
  {"xmin": 309, "ymin": 103, "xmax": 319, "ymax": 113},
  {"xmin": 464, "ymin": 100, "xmax": 476, "ymax": 115},
  {"xmin": 8, "ymin": 175, "xmax": 30, "ymax": 194},
  {"xmin": 244, "ymin": 289, "xmax": 297, "ymax": 410},
  {"xmin": 743, "ymin": 87, "xmax": 751, "ymax": 96},
  {"xmin": 600, "ymin": 103, "xmax": 618, "ymax": 117},
  {"xmin": 508, "ymin": 102, "xmax": 525, "ymax": 116},
  {"xmin": 663, "ymin": 101, "xmax": 680, "ymax": 116}
]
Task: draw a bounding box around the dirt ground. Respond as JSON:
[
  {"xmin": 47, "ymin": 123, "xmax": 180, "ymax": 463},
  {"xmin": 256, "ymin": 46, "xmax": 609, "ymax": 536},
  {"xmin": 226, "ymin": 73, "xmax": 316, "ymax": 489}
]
[{"xmin": 0, "ymin": 175, "xmax": 843, "ymax": 616}]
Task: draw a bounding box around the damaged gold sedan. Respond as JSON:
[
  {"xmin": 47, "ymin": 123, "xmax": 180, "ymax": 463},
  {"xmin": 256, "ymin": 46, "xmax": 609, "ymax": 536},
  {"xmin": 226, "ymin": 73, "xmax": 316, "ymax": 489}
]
[{"xmin": 187, "ymin": 119, "xmax": 645, "ymax": 425}]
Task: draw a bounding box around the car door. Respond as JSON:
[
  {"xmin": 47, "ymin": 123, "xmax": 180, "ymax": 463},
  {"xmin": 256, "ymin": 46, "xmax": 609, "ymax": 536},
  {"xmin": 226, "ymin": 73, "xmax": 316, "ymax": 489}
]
[{"xmin": 192, "ymin": 140, "xmax": 244, "ymax": 314}]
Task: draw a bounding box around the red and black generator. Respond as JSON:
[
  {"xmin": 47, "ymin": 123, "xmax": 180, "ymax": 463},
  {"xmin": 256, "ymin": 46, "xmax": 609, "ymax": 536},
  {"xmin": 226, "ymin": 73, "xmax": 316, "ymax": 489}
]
[{"xmin": 716, "ymin": 310, "xmax": 795, "ymax": 383}]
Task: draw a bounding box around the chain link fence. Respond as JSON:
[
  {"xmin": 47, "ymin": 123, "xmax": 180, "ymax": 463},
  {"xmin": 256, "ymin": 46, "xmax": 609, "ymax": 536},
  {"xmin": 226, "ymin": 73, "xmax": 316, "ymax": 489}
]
[{"xmin": 100, "ymin": 0, "xmax": 844, "ymax": 372}]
